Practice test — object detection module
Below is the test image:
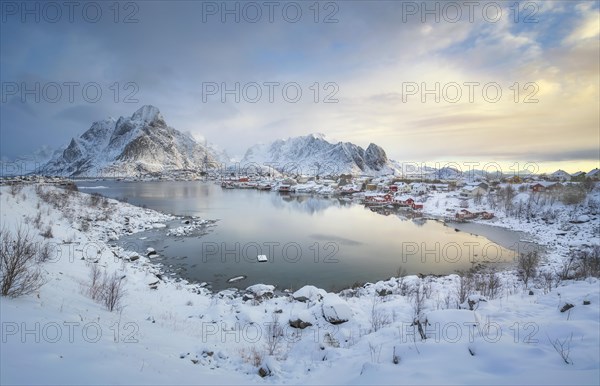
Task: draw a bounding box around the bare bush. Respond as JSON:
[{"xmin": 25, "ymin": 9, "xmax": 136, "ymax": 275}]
[
  {"xmin": 88, "ymin": 193, "xmax": 103, "ymax": 207},
  {"xmin": 80, "ymin": 219, "xmax": 90, "ymax": 232},
  {"xmin": 87, "ymin": 265, "xmax": 126, "ymax": 312},
  {"xmin": 574, "ymin": 245, "xmax": 600, "ymax": 278},
  {"xmin": 240, "ymin": 346, "xmax": 263, "ymax": 367},
  {"xmin": 368, "ymin": 341, "xmax": 382, "ymax": 363},
  {"xmin": 560, "ymin": 185, "xmax": 587, "ymax": 205},
  {"xmin": 0, "ymin": 225, "xmax": 46, "ymax": 297},
  {"xmin": 548, "ymin": 333, "xmax": 573, "ymax": 365},
  {"xmin": 455, "ymin": 272, "xmax": 474, "ymax": 306},
  {"xmin": 88, "ymin": 264, "xmax": 103, "ymax": 301},
  {"xmin": 501, "ymin": 185, "xmax": 516, "ymax": 215},
  {"xmin": 411, "ymin": 284, "xmax": 426, "ymax": 319},
  {"xmin": 101, "ymin": 271, "xmax": 126, "ymax": 312},
  {"xmin": 396, "ymin": 267, "xmax": 407, "ymax": 278},
  {"xmin": 371, "ymin": 296, "xmax": 391, "ymax": 332},
  {"xmin": 41, "ymin": 225, "xmax": 53, "ymax": 239},
  {"xmin": 34, "ymin": 184, "xmax": 45, "ymax": 197},
  {"xmin": 63, "ymin": 182, "xmax": 79, "ymax": 194},
  {"xmin": 422, "ymin": 277, "xmax": 433, "ymax": 299},
  {"xmin": 265, "ymin": 313, "xmax": 284, "ymax": 356},
  {"xmin": 518, "ymin": 251, "xmax": 540, "ymax": 288},
  {"xmin": 474, "ymin": 271, "xmax": 502, "ymax": 299},
  {"xmin": 38, "ymin": 242, "xmax": 53, "ymax": 263},
  {"xmin": 396, "ymin": 267, "xmax": 410, "ymax": 296},
  {"xmin": 37, "ymin": 188, "xmax": 69, "ymax": 210},
  {"xmin": 539, "ymin": 271, "xmax": 555, "ymax": 294},
  {"xmin": 9, "ymin": 183, "xmax": 22, "ymax": 196},
  {"xmin": 33, "ymin": 211, "xmax": 43, "ymax": 229},
  {"xmin": 557, "ymin": 255, "xmax": 577, "ymax": 281}
]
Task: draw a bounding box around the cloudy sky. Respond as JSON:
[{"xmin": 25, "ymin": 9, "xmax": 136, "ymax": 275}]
[{"xmin": 1, "ymin": 0, "xmax": 598, "ymax": 173}]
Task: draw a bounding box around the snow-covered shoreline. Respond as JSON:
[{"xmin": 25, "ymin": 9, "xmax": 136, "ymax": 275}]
[{"xmin": 1, "ymin": 183, "xmax": 598, "ymax": 385}]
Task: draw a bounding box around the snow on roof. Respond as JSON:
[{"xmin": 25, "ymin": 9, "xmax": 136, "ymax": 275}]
[
  {"xmin": 533, "ymin": 181, "xmax": 561, "ymax": 187},
  {"xmin": 551, "ymin": 169, "xmax": 570, "ymax": 176}
]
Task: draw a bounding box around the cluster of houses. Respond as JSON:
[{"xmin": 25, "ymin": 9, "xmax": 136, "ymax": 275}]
[
  {"xmin": 545, "ymin": 168, "xmax": 600, "ymax": 182},
  {"xmin": 215, "ymin": 166, "xmax": 600, "ymax": 220},
  {"xmin": 363, "ymin": 194, "xmax": 423, "ymax": 210}
]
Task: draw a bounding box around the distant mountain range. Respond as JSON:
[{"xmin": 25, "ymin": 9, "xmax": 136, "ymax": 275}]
[
  {"xmin": 33, "ymin": 105, "xmax": 555, "ymax": 179},
  {"xmin": 38, "ymin": 106, "xmax": 397, "ymax": 177}
]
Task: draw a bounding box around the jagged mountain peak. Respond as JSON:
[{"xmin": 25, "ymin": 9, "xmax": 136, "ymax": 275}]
[
  {"xmin": 131, "ymin": 105, "xmax": 163, "ymax": 124},
  {"xmin": 241, "ymin": 134, "xmax": 396, "ymax": 176},
  {"xmin": 41, "ymin": 106, "xmax": 216, "ymax": 177}
]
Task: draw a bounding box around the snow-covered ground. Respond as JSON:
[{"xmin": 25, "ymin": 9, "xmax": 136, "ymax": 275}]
[
  {"xmin": 1, "ymin": 184, "xmax": 598, "ymax": 385},
  {"xmin": 422, "ymin": 186, "xmax": 600, "ymax": 273}
]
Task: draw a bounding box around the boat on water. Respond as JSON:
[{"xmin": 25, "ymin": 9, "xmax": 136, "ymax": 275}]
[
  {"xmin": 278, "ymin": 184, "xmax": 291, "ymax": 193},
  {"xmin": 221, "ymin": 181, "xmax": 235, "ymax": 189}
]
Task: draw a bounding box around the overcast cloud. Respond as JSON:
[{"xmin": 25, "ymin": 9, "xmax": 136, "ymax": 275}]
[{"xmin": 1, "ymin": 0, "xmax": 598, "ymax": 172}]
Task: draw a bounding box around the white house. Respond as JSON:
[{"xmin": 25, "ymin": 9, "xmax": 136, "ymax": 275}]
[
  {"xmin": 459, "ymin": 185, "xmax": 487, "ymax": 198},
  {"xmin": 550, "ymin": 169, "xmax": 571, "ymax": 181},
  {"xmin": 394, "ymin": 181, "xmax": 411, "ymax": 193},
  {"xmin": 410, "ymin": 182, "xmax": 428, "ymax": 195}
]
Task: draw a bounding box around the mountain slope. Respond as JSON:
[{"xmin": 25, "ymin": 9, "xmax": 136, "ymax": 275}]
[
  {"xmin": 41, "ymin": 106, "xmax": 217, "ymax": 177},
  {"xmin": 241, "ymin": 134, "xmax": 397, "ymax": 176}
]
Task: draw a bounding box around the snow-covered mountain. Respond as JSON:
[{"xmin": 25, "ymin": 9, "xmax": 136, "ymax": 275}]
[
  {"xmin": 241, "ymin": 133, "xmax": 397, "ymax": 176},
  {"xmin": 41, "ymin": 105, "xmax": 217, "ymax": 177}
]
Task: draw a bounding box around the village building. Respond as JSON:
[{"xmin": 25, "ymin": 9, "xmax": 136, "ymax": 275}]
[
  {"xmin": 393, "ymin": 181, "xmax": 411, "ymax": 193},
  {"xmin": 459, "ymin": 185, "xmax": 487, "ymax": 198},
  {"xmin": 410, "ymin": 182, "xmax": 428, "ymax": 195},
  {"xmin": 570, "ymin": 171, "xmax": 587, "ymax": 182},
  {"xmin": 530, "ymin": 181, "xmax": 563, "ymax": 193},
  {"xmin": 550, "ymin": 169, "xmax": 572, "ymax": 181},
  {"xmin": 428, "ymin": 183, "xmax": 449, "ymax": 192},
  {"xmin": 587, "ymin": 168, "xmax": 599, "ymax": 180}
]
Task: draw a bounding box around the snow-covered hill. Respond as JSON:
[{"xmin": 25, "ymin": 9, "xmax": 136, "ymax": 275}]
[
  {"xmin": 41, "ymin": 105, "xmax": 217, "ymax": 177},
  {"xmin": 241, "ymin": 133, "xmax": 397, "ymax": 176}
]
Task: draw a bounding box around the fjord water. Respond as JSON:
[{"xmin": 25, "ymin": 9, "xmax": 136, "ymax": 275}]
[{"xmin": 77, "ymin": 181, "xmax": 522, "ymax": 291}]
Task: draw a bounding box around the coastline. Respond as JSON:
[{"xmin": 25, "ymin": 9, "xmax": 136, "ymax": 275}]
[{"xmin": 1, "ymin": 183, "xmax": 598, "ymax": 385}]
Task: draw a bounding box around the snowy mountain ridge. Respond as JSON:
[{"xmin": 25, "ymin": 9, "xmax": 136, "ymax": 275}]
[
  {"xmin": 40, "ymin": 105, "xmax": 398, "ymax": 177},
  {"xmin": 41, "ymin": 105, "xmax": 217, "ymax": 177},
  {"xmin": 241, "ymin": 134, "xmax": 397, "ymax": 176}
]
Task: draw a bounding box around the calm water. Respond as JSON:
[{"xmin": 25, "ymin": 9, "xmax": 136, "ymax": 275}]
[{"xmin": 77, "ymin": 180, "xmax": 524, "ymax": 291}]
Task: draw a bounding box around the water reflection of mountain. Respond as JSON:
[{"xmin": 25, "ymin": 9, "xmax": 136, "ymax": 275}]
[{"xmin": 270, "ymin": 193, "xmax": 342, "ymax": 214}]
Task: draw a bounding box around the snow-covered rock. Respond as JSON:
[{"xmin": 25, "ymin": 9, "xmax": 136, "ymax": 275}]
[
  {"xmin": 245, "ymin": 284, "xmax": 275, "ymax": 298},
  {"xmin": 292, "ymin": 285, "xmax": 326, "ymax": 303},
  {"xmin": 321, "ymin": 293, "xmax": 352, "ymax": 324},
  {"xmin": 288, "ymin": 308, "xmax": 315, "ymax": 329},
  {"xmin": 572, "ymin": 215, "xmax": 591, "ymax": 223}
]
